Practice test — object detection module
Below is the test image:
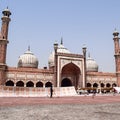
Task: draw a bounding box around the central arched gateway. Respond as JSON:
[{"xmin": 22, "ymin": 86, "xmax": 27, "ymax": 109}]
[{"xmin": 61, "ymin": 62, "xmax": 81, "ymax": 89}]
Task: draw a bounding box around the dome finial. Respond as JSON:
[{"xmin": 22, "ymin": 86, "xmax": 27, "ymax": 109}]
[
  {"xmin": 113, "ymin": 28, "xmax": 119, "ymax": 37},
  {"xmin": 88, "ymin": 52, "xmax": 90, "ymax": 58},
  {"xmin": 28, "ymin": 45, "xmax": 30, "ymax": 51},
  {"xmin": 61, "ymin": 37, "xmax": 63, "ymax": 45}
]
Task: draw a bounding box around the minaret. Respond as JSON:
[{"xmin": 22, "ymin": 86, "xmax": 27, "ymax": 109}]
[
  {"xmin": 0, "ymin": 8, "xmax": 11, "ymax": 85},
  {"xmin": 82, "ymin": 45, "xmax": 87, "ymax": 87},
  {"xmin": 54, "ymin": 41, "xmax": 58, "ymax": 87},
  {"xmin": 113, "ymin": 29, "xmax": 120, "ymax": 86}
]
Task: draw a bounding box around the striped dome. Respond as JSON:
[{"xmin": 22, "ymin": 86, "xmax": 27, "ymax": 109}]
[
  {"xmin": 18, "ymin": 47, "xmax": 38, "ymax": 68},
  {"xmin": 86, "ymin": 55, "xmax": 98, "ymax": 72},
  {"xmin": 48, "ymin": 40, "xmax": 70, "ymax": 67}
]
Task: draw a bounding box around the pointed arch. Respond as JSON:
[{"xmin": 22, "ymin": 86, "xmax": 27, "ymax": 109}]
[
  {"xmin": 101, "ymin": 83, "xmax": 105, "ymax": 87},
  {"xmin": 112, "ymin": 83, "xmax": 117, "ymax": 87},
  {"xmin": 45, "ymin": 82, "xmax": 52, "ymax": 87},
  {"xmin": 61, "ymin": 62, "xmax": 81, "ymax": 89},
  {"xmin": 26, "ymin": 81, "xmax": 34, "ymax": 87},
  {"xmin": 93, "ymin": 83, "xmax": 98, "ymax": 88},
  {"xmin": 36, "ymin": 81, "xmax": 43, "ymax": 87},
  {"xmin": 62, "ymin": 62, "xmax": 80, "ymax": 75},
  {"xmin": 16, "ymin": 81, "xmax": 24, "ymax": 87},
  {"xmin": 61, "ymin": 78, "xmax": 72, "ymax": 87},
  {"xmin": 106, "ymin": 83, "xmax": 111, "ymax": 87},
  {"xmin": 6, "ymin": 80, "xmax": 14, "ymax": 86},
  {"xmin": 86, "ymin": 83, "xmax": 91, "ymax": 87}
]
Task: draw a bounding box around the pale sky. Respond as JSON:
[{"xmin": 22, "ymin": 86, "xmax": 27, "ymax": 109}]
[{"xmin": 1, "ymin": 0, "xmax": 120, "ymax": 72}]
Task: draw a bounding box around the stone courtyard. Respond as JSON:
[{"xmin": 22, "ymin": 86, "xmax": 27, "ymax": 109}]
[{"xmin": 0, "ymin": 95, "xmax": 120, "ymax": 120}]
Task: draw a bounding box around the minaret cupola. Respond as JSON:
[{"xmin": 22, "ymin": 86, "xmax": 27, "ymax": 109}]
[
  {"xmin": 2, "ymin": 7, "xmax": 11, "ymax": 17},
  {"xmin": 113, "ymin": 28, "xmax": 119, "ymax": 37}
]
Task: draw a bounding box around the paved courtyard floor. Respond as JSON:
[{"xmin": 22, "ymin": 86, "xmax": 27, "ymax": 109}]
[{"xmin": 0, "ymin": 94, "xmax": 120, "ymax": 120}]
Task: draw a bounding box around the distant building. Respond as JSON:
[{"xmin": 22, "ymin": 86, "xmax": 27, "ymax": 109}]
[{"xmin": 0, "ymin": 8, "xmax": 119, "ymax": 92}]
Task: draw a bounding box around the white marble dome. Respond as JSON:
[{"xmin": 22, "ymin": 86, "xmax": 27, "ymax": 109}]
[
  {"xmin": 57, "ymin": 42, "xmax": 70, "ymax": 53},
  {"xmin": 18, "ymin": 47, "xmax": 38, "ymax": 68},
  {"xmin": 48, "ymin": 51, "xmax": 55, "ymax": 67},
  {"xmin": 48, "ymin": 40, "xmax": 70, "ymax": 67},
  {"xmin": 86, "ymin": 55, "xmax": 98, "ymax": 72}
]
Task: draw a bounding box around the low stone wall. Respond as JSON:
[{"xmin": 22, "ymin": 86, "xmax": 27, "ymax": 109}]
[{"xmin": 0, "ymin": 86, "xmax": 77, "ymax": 97}]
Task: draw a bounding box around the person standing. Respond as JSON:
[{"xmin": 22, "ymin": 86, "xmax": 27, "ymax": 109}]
[
  {"xmin": 92, "ymin": 90, "xmax": 96, "ymax": 99},
  {"xmin": 50, "ymin": 85, "xmax": 53, "ymax": 98}
]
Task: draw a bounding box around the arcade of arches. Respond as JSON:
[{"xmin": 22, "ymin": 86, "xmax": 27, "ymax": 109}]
[
  {"xmin": 5, "ymin": 80, "xmax": 52, "ymax": 88},
  {"xmin": 86, "ymin": 82, "xmax": 117, "ymax": 88},
  {"xmin": 5, "ymin": 80, "xmax": 117, "ymax": 90}
]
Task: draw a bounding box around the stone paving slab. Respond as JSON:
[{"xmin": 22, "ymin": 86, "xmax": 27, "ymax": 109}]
[
  {"xmin": 0, "ymin": 94, "xmax": 120, "ymax": 106},
  {"xmin": 0, "ymin": 95, "xmax": 120, "ymax": 120}
]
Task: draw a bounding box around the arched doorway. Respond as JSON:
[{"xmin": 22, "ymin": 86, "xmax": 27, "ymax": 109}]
[
  {"xmin": 26, "ymin": 81, "xmax": 34, "ymax": 87},
  {"xmin": 86, "ymin": 83, "xmax": 92, "ymax": 93},
  {"xmin": 61, "ymin": 62, "xmax": 80, "ymax": 89},
  {"xmin": 16, "ymin": 81, "xmax": 24, "ymax": 87},
  {"xmin": 93, "ymin": 83, "xmax": 98, "ymax": 88},
  {"xmin": 61, "ymin": 78, "xmax": 72, "ymax": 87},
  {"xmin": 106, "ymin": 83, "xmax": 111, "ymax": 88},
  {"xmin": 36, "ymin": 81, "xmax": 43, "ymax": 87},
  {"xmin": 86, "ymin": 83, "xmax": 91, "ymax": 87},
  {"xmin": 6, "ymin": 80, "xmax": 14, "ymax": 86},
  {"xmin": 112, "ymin": 83, "xmax": 117, "ymax": 87},
  {"xmin": 101, "ymin": 83, "xmax": 105, "ymax": 87},
  {"xmin": 45, "ymin": 82, "xmax": 52, "ymax": 87}
]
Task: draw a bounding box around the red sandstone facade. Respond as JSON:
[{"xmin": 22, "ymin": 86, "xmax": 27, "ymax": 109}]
[{"xmin": 0, "ymin": 8, "xmax": 118, "ymax": 92}]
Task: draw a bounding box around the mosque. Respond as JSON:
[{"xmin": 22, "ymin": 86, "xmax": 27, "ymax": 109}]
[{"xmin": 0, "ymin": 8, "xmax": 119, "ymax": 95}]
